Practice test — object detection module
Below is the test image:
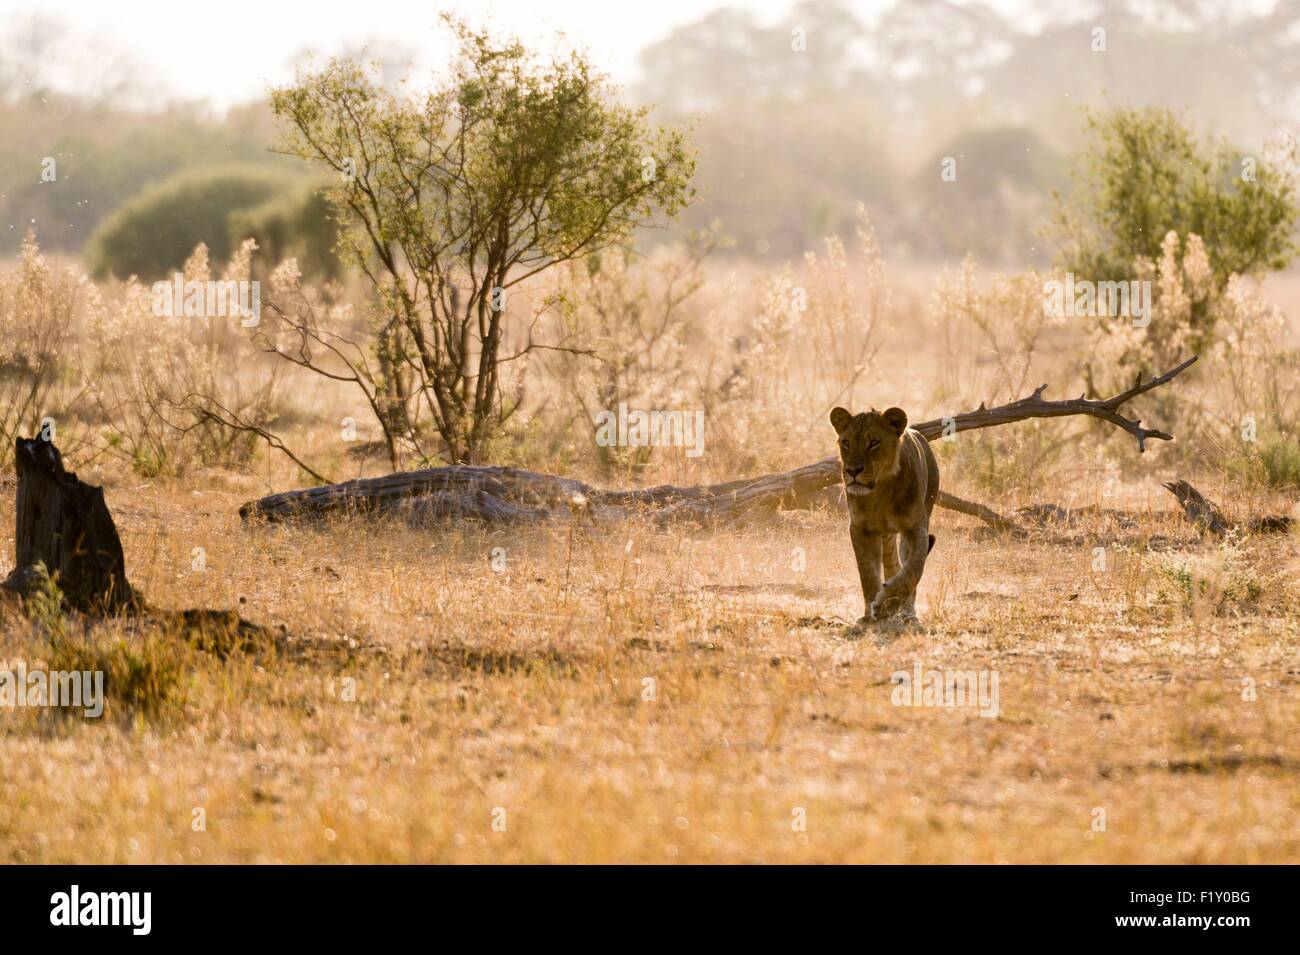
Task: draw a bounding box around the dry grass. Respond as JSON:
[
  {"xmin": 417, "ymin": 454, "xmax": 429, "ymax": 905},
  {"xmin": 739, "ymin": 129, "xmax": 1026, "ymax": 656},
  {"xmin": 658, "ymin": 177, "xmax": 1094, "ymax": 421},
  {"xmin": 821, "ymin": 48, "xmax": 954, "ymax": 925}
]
[
  {"xmin": 0, "ymin": 461, "xmax": 1297, "ymax": 863},
  {"xmin": 1, "ymin": 244, "xmax": 1298, "ymax": 863}
]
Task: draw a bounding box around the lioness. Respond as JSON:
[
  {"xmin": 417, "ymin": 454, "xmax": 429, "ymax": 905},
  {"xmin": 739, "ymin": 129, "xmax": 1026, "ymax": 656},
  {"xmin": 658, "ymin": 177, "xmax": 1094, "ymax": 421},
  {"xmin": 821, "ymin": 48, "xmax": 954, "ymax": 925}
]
[{"xmin": 830, "ymin": 406, "xmax": 938, "ymax": 624}]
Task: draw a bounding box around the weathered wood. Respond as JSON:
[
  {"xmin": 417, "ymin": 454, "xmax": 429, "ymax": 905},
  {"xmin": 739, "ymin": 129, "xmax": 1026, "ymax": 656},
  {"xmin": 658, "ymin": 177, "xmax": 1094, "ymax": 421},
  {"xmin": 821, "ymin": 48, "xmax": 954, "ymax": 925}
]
[
  {"xmin": 1, "ymin": 438, "xmax": 140, "ymax": 612},
  {"xmin": 1161, "ymin": 480, "xmax": 1231, "ymax": 536},
  {"xmin": 911, "ymin": 355, "xmax": 1199, "ymax": 452},
  {"xmin": 239, "ymin": 357, "xmax": 1199, "ymax": 526},
  {"xmin": 1162, "ymin": 479, "xmax": 1294, "ymax": 536},
  {"xmin": 239, "ymin": 460, "xmax": 847, "ymax": 525},
  {"xmin": 1, "ymin": 437, "xmax": 274, "ymax": 653},
  {"xmin": 938, "ymin": 490, "xmax": 1026, "ymax": 534}
]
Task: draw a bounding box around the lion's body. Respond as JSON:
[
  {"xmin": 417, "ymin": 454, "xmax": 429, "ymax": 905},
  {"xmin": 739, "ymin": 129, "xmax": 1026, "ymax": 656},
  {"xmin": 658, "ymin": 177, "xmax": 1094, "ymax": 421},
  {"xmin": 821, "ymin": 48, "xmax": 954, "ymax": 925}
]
[{"xmin": 830, "ymin": 406, "xmax": 939, "ymax": 624}]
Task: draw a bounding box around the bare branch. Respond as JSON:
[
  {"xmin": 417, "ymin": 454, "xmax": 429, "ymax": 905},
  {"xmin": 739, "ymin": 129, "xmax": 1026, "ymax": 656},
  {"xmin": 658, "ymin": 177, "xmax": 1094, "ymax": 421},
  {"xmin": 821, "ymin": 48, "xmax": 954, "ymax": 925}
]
[
  {"xmin": 176, "ymin": 395, "xmax": 334, "ymax": 486},
  {"xmin": 911, "ymin": 355, "xmax": 1199, "ymax": 451}
]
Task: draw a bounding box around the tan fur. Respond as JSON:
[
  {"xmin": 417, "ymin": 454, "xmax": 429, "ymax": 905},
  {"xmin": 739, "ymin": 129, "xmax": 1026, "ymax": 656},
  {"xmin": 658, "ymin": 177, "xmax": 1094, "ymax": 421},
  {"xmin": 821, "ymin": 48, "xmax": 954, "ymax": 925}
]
[{"xmin": 830, "ymin": 406, "xmax": 939, "ymax": 624}]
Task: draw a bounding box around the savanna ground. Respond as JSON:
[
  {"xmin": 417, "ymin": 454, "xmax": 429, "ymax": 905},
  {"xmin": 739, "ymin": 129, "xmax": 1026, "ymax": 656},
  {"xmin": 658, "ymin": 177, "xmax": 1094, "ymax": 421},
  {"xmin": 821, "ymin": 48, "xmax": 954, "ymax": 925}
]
[
  {"xmin": 0, "ymin": 468, "xmax": 1297, "ymax": 863},
  {"xmin": 0, "ymin": 248, "xmax": 1297, "ymax": 863}
]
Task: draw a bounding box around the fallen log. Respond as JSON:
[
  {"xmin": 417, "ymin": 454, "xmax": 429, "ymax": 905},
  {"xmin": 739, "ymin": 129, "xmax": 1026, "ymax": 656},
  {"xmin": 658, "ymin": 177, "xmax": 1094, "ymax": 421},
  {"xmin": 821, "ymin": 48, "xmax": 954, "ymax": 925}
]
[
  {"xmin": 1162, "ymin": 479, "xmax": 1294, "ymax": 536},
  {"xmin": 940, "ymin": 490, "xmax": 1026, "ymax": 535},
  {"xmin": 239, "ymin": 357, "xmax": 1198, "ymax": 527},
  {"xmin": 239, "ymin": 459, "xmax": 848, "ymax": 525},
  {"xmin": 954, "ymin": 478, "xmax": 1294, "ymax": 541},
  {"xmin": 1, "ymin": 437, "xmax": 270, "ymax": 653}
]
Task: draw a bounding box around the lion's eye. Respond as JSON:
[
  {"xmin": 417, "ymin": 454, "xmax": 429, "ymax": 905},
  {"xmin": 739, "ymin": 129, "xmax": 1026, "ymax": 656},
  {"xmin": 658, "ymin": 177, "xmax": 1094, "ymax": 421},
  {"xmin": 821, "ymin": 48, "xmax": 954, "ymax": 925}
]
[
  {"xmin": 867, "ymin": 439, "xmax": 878, "ymax": 451},
  {"xmin": 839, "ymin": 439, "xmax": 849, "ymax": 449}
]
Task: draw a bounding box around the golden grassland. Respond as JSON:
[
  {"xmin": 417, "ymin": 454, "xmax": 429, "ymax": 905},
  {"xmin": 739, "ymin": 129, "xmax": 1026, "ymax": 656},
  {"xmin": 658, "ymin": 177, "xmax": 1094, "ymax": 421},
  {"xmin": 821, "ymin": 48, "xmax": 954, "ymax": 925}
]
[
  {"xmin": 0, "ymin": 457, "xmax": 1296, "ymax": 863},
  {"xmin": 0, "ymin": 245, "xmax": 1298, "ymax": 864}
]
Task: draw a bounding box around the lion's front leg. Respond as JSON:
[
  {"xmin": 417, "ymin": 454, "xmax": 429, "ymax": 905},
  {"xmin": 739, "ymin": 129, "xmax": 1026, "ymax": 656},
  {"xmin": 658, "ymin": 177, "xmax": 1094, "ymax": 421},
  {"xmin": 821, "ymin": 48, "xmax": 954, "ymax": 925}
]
[
  {"xmin": 882, "ymin": 533, "xmax": 900, "ymax": 582},
  {"xmin": 849, "ymin": 523, "xmax": 882, "ymax": 624},
  {"xmin": 871, "ymin": 522, "xmax": 930, "ymax": 620}
]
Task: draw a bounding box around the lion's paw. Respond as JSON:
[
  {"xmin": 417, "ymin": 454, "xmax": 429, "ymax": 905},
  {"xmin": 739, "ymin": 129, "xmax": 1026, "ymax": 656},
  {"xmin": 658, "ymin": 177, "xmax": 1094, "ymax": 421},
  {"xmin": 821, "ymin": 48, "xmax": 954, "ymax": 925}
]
[{"xmin": 870, "ymin": 589, "xmax": 906, "ymax": 620}]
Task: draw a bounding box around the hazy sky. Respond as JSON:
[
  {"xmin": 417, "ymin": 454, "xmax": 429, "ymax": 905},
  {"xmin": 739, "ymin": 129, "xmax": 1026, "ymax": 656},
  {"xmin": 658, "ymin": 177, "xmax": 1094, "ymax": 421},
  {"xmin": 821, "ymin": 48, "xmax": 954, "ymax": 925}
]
[
  {"xmin": 3, "ymin": 0, "xmax": 1282, "ymax": 111},
  {"xmin": 0, "ymin": 0, "xmax": 1074, "ymax": 110}
]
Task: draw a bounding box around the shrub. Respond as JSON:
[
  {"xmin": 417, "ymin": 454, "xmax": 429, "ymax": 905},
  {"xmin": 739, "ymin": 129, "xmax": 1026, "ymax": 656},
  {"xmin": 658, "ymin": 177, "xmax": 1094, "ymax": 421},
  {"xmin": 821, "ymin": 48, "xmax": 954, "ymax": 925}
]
[
  {"xmin": 228, "ymin": 185, "xmax": 342, "ymax": 281},
  {"xmin": 705, "ymin": 207, "xmax": 887, "ymax": 471},
  {"xmin": 928, "ymin": 256, "xmax": 1069, "ymax": 497},
  {"xmin": 1053, "ymin": 109, "xmax": 1299, "ymax": 443},
  {"xmin": 1052, "ymin": 107, "xmax": 1299, "ymax": 300},
  {"xmin": 544, "ymin": 233, "xmax": 716, "ymax": 475},
  {"xmin": 1210, "ymin": 273, "xmax": 1300, "ymax": 484},
  {"xmin": 1157, "ymin": 543, "xmax": 1265, "ymax": 616},
  {"xmin": 86, "ymin": 166, "xmax": 294, "ymax": 281},
  {"xmin": 1083, "ymin": 230, "xmax": 1213, "ymax": 406},
  {"xmin": 85, "ymin": 240, "xmax": 286, "ymax": 475},
  {"xmin": 1225, "ymin": 431, "xmax": 1300, "ymax": 490},
  {"xmin": 1085, "ymin": 231, "xmax": 1300, "ymax": 455}
]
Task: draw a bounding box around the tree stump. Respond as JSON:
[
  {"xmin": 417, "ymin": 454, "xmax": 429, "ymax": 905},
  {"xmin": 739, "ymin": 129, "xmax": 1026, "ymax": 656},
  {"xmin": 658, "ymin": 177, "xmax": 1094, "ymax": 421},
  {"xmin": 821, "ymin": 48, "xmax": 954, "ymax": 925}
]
[
  {"xmin": 1, "ymin": 437, "xmax": 140, "ymax": 613},
  {"xmin": 0, "ymin": 437, "xmax": 273, "ymax": 655}
]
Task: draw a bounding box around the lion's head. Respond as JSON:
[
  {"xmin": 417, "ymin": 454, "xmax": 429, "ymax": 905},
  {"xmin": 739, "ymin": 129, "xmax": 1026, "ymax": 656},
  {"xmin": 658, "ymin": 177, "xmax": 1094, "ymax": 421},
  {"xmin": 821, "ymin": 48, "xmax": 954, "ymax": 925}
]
[{"xmin": 829, "ymin": 406, "xmax": 908, "ymax": 497}]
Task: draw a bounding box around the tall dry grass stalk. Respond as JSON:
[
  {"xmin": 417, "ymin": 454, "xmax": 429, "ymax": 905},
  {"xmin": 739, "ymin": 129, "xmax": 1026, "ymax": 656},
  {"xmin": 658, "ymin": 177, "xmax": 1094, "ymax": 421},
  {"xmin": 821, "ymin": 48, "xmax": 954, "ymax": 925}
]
[{"xmin": 0, "ymin": 231, "xmax": 84, "ymax": 463}]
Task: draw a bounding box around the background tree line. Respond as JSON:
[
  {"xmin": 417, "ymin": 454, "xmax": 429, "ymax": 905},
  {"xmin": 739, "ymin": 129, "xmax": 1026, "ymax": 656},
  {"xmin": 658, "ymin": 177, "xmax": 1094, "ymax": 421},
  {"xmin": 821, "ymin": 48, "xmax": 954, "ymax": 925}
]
[{"xmin": 5, "ymin": 0, "xmax": 1300, "ymax": 269}]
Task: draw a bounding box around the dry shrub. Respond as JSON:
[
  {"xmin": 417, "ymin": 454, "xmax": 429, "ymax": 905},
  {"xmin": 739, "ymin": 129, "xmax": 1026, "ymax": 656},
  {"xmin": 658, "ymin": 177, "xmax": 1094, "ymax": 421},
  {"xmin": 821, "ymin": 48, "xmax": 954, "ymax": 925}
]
[
  {"xmin": 1156, "ymin": 539, "xmax": 1267, "ymax": 618},
  {"xmin": 706, "ymin": 207, "xmax": 885, "ymax": 470},
  {"xmin": 924, "ymin": 233, "xmax": 1298, "ymax": 497},
  {"xmin": 542, "ymin": 234, "xmax": 715, "ymax": 475},
  {"xmin": 0, "ymin": 232, "xmax": 85, "ymax": 462},
  {"xmin": 1080, "ymin": 230, "xmax": 1300, "ymax": 486},
  {"xmin": 927, "ymin": 256, "xmax": 1071, "ymax": 497},
  {"xmin": 1083, "ymin": 231, "xmax": 1214, "ymax": 435},
  {"xmin": 525, "ymin": 211, "xmax": 885, "ymax": 478},
  {"xmin": 84, "ymin": 240, "xmax": 285, "ymax": 475},
  {"xmin": 1211, "ymin": 275, "xmax": 1300, "ymax": 488}
]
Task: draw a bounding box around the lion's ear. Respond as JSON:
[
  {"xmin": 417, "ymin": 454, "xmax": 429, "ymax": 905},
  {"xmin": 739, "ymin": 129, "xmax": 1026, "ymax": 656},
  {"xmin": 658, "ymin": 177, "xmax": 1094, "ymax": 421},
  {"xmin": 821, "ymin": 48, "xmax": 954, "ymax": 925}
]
[
  {"xmin": 829, "ymin": 407, "xmax": 852, "ymax": 433},
  {"xmin": 882, "ymin": 407, "xmax": 908, "ymax": 434}
]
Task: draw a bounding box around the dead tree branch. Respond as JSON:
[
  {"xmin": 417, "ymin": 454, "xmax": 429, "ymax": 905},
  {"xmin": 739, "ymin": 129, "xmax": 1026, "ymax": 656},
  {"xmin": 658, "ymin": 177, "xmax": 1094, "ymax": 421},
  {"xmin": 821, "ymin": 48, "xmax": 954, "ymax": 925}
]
[
  {"xmin": 908, "ymin": 355, "xmax": 1198, "ymax": 450},
  {"xmin": 240, "ymin": 357, "xmax": 1199, "ymax": 526},
  {"xmin": 937, "ymin": 490, "xmax": 1026, "ymax": 535},
  {"xmin": 176, "ymin": 393, "xmax": 334, "ymax": 485},
  {"xmin": 1162, "ymin": 480, "xmax": 1294, "ymax": 536}
]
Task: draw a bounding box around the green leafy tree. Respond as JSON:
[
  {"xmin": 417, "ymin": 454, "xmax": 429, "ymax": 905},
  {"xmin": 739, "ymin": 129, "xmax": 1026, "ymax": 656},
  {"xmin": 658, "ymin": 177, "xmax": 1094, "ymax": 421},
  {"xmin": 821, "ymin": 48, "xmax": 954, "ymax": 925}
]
[
  {"xmin": 268, "ymin": 17, "xmax": 695, "ymax": 464},
  {"xmin": 1053, "ymin": 108, "xmax": 1299, "ymax": 433},
  {"xmin": 1052, "ymin": 107, "xmax": 1298, "ymax": 299}
]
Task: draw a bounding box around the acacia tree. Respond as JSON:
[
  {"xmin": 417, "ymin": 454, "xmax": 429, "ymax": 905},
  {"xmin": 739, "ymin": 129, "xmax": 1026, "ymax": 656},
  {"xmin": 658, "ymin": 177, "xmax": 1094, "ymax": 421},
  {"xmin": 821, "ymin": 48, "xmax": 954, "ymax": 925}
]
[{"xmin": 268, "ymin": 18, "xmax": 695, "ymax": 464}]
